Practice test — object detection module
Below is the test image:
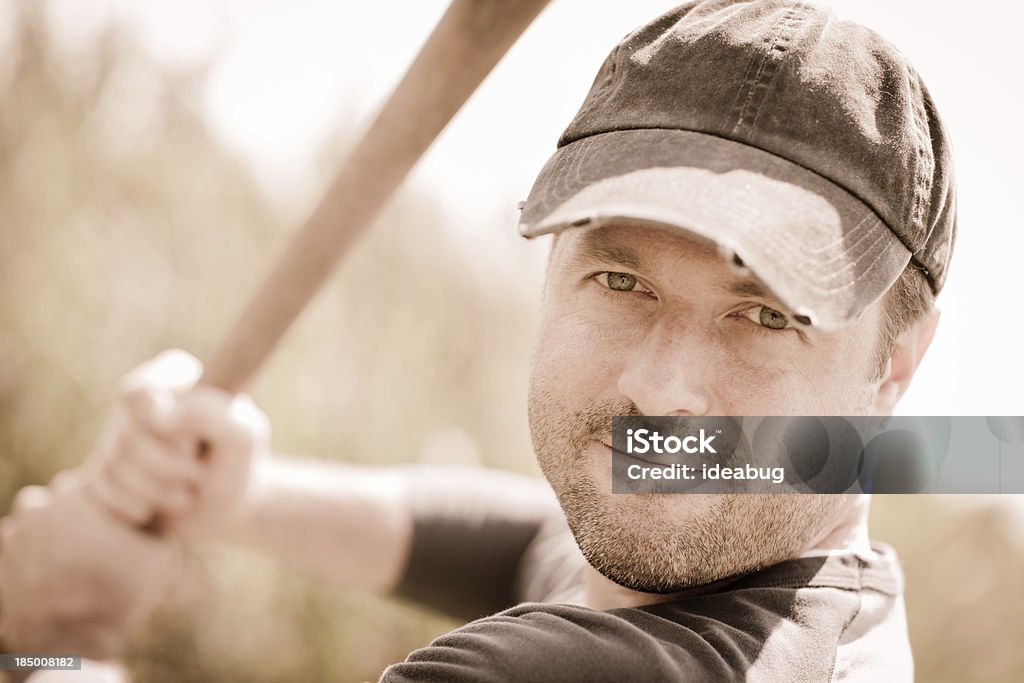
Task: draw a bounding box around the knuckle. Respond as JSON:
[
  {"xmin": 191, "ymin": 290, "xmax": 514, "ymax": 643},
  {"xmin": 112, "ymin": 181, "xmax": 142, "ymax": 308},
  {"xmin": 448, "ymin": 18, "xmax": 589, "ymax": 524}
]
[
  {"xmin": 152, "ymin": 348, "xmax": 203, "ymax": 384},
  {"xmin": 119, "ymin": 350, "xmax": 201, "ymax": 409},
  {"xmin": 227, "ymin": 395, "xmax": 271, "ymax": 443},
  {"xmin": 12, "ymin": 485, "xmax": 50, "ymax": 513}
]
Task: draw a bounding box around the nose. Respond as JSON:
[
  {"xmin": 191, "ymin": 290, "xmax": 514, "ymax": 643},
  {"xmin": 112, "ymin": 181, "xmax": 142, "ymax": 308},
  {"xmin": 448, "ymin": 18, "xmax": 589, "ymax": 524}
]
[{"xmin": 617, "ymin": 317, "xmax": 712, "ymax": 416}]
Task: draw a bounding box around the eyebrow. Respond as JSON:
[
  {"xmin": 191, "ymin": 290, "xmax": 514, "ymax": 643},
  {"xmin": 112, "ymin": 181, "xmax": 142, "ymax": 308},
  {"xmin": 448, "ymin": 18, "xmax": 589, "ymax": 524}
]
[
  {"xmin": 568, "ymin": 228, "xmax": 646, "ymax": 271},
  {"xmin": 723, "ymin": 279, "xmax": 769, "ymax": 299}
]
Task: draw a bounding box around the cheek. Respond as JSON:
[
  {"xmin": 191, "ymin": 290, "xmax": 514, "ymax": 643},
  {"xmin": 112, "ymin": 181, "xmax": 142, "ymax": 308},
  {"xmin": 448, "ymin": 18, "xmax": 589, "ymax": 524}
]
[
  {"xmin": 808, "ymin": 335, "xmax": 881, "ymax": 414},
  {"xmin": 531, "ymin": 308, "xmax": 627, "ymax": 402},
  {"xmin": 710, "ymin": 352, "xmax": 810, "ymax": 414},
  {"xmin": 708, "ymin": 337, "xmax": 869, "ymax": 415},
  {"xmin": 732, "ymin": 350, "xmax": 875, "ymax": 415}
]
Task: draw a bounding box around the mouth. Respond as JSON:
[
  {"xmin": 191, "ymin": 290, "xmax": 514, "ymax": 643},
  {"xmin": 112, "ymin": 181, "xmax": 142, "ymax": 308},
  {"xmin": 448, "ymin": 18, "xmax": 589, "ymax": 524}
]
[{"xmin": 598, "ymin": 438, "xmax": 672, "ymax": 467}]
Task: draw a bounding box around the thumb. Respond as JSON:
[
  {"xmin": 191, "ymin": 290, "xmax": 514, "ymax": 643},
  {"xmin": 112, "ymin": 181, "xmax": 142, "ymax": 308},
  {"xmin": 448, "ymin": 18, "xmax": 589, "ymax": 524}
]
[{"xmin": 118, "ymin": 349, "xmax": 203, "ymax": 438}]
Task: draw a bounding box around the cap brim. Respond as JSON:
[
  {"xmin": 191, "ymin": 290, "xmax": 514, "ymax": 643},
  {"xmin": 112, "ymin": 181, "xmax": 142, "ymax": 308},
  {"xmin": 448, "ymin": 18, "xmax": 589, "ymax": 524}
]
[{"xmin": 518, "ymin": 129, "xmax": 910, "ymax": 330}]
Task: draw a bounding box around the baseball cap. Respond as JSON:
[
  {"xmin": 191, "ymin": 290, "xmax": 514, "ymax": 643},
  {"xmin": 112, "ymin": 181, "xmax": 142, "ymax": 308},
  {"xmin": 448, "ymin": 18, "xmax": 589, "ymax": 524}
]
[{"xmin": 518, "ymin": 0, "xmax": 956, "ymax": 330}]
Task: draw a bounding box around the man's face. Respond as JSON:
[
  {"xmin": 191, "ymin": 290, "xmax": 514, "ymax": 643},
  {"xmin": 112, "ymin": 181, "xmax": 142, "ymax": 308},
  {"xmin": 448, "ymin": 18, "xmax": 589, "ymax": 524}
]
[{"xmin": 528, "ymin": 222, "xmax": 887, "ymax": 592}]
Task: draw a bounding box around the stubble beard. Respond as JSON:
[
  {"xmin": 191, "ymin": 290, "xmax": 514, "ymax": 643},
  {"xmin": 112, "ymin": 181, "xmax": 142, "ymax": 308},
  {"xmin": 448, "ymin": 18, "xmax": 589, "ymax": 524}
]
[{"xmin": 527, "ymin": 387, "xmax": 847, "ymax": 593}]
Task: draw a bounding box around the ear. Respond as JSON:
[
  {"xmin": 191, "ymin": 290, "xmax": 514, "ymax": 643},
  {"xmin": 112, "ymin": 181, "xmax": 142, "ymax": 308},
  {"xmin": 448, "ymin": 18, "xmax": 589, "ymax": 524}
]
[{"xmin": 872, "ymin": 309, "xmax": 940, "ymax": 414}]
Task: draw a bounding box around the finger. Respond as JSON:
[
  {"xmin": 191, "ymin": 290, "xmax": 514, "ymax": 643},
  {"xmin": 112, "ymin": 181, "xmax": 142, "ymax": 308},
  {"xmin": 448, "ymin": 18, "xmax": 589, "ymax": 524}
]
[
  {"xmin": 118, "ymin": 386, "xmax": 171, "ymax": 436},
  {"xmin": 121, "ymin": 349, "xmax": 202, "ymax": 395},
  {"xmin": 91, "ymin": 427, "xmax": 201, "ymax": 524},
  {"xmin": 229, "ymin": 393, "xmax": 272, "ymax": 441},
  {"xmin": 114, "ymin": 427, "xmax": 204, "ymax": 487},
  {"xmin": 118, "ymin": 350, "xmax": 203, "ymax": 439},
  {"xmin": 172, "ymin": 388, "xmax": 270, "ymax": 452},
  {"xmin": 104, "ymin": 456, "xmax": 196, "ymax": 517},
  {"xmin": 87, "ymin": 470, "xmax": 153, "ymax": 526}
]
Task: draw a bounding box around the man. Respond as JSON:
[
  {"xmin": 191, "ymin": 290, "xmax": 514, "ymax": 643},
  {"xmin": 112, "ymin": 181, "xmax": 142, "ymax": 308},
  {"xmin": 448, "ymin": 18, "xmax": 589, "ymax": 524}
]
[{"xmin": 0, "ymin": 0, "xmax": 955, "ymax": 680}]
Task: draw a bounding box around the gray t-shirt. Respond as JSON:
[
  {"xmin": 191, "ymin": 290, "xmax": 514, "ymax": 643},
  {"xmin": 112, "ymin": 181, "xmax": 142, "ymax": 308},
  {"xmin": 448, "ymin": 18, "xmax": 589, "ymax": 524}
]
[{"xmin": 383, "ymin": 466, "xmax": 912, "ymax": 682}]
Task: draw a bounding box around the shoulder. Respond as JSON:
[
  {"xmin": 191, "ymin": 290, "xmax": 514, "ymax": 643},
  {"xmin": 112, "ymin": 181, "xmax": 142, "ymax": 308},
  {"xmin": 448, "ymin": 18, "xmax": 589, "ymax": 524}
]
[{"xmin": 378, "ymin": 602, "xmax": 743, "ymax": 683}]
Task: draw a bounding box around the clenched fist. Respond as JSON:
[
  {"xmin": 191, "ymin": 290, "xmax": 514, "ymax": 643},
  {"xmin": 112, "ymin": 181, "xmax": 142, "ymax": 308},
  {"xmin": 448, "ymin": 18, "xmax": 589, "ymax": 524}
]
[
  {"xmin": 85, "ymin": 349, "xmax": 270, "ymax": 540},
  {"xmin": 0, "ymin": 472, "xmax": 180, "ymax": 659}
]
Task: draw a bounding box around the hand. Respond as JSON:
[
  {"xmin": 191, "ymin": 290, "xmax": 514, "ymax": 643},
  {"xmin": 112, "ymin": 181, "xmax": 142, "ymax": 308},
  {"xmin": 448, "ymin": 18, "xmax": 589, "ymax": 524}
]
[
  {"xmin": 85, "ymin": 349, "xmax": 270, "ymax": 540},
  {"xmin": 0, "ymin": 472, "xmax": 181, "ymax": 659}
]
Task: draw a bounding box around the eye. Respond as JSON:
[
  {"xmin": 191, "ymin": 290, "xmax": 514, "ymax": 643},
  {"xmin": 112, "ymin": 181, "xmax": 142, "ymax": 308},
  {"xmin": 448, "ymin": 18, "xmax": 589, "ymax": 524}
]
[
  {"xmin": 738, "ymin": 304, "xmax": 791, "ymax": 331},
  {"xmin": 596, "ymin": 271, "xmax": 646, "ymax": 293}
]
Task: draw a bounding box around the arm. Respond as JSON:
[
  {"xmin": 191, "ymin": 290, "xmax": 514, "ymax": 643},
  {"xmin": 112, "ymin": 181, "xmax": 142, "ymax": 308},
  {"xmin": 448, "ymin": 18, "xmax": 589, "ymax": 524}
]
[
  {"xmin": 87, "ymin": 351, "xmax": 561, "ymax": 617},
  {"xmin": 392, "ymin": 465, "xmax": 560, "ymax": 620},
  {"xmin": 78, "ymin": 351, "xmax": 411, "ymax": 593},
  {"xmin": 216, "ymin": 456, "xmax": 412, "ymax": 593},
  {"xmin": 216, "ymin": 459, "xmax": 558, "ymax": 613}
]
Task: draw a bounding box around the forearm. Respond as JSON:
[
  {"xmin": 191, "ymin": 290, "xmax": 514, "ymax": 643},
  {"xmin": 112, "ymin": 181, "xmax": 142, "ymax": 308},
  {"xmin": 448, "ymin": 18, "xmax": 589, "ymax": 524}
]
[
  {"xmin": 217, "ymin": 456, "xmax": 413, "ymax": 593},
  {"xmin": 393, "ymin": 465, "xmax": 561, "ymax": 620}
]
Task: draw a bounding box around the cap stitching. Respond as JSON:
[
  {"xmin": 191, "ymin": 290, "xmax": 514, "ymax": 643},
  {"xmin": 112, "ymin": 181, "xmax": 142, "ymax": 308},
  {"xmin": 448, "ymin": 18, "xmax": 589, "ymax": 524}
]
[
  {"xmin": 803, "ymin": 211, "xmax": 876, "ymax": 256},
  {"xmin": 748, "ymin": 7, "xmax": 814, "ymax": 138},
  {"xmin": 784, "ymin": 215, "xmax": 883, "ymax": 269},
  {"xmin": 906, "ymin": 66, "xmax": 934, "ymax": 253},
  {"xmin": 729, "ymin": 5, "xmax": 795, "ymax": 135},
  {"xmin": 746, "ymin": 223, "xmax": 896, "ymax": 293},
  {"xmin": 728, "ymin": 20, "xmax": 778, "ymax": 131},
  {"xmin": 730, "ymin": 3, "xmax": 805, "ymax": 138}
]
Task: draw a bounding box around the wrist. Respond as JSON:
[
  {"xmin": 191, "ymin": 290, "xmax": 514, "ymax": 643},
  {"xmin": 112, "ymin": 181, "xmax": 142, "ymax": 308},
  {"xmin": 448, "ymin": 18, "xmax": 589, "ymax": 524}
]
[{"xmin": 206, "ymin": 453, "xmax": 280, "ymax": 547}]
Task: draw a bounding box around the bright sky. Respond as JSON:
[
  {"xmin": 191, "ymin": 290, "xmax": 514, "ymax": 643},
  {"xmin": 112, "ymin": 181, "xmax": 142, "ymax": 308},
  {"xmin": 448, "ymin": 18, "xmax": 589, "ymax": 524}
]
[{"xmin": 37, "ymin": 0, "xmax": 1024, "ymax": 417}]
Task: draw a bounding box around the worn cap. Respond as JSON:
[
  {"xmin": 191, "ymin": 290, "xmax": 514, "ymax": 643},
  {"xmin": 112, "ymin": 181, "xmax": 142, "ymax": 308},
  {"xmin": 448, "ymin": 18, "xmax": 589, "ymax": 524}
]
[{"xmin": 519, "ymin": 0, "xmax": 956, "ymax": 329}]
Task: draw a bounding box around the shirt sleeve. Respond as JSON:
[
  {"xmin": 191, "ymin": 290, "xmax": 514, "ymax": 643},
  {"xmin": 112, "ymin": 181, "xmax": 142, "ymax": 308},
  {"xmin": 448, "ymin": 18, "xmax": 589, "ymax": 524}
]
[
  {"xmin": 377, "ymin": 602, "xmax": 742, "ymax": 683},
  {"xmin": 393, "ymin": 465, "xmax": 564, "ymax": 621}
]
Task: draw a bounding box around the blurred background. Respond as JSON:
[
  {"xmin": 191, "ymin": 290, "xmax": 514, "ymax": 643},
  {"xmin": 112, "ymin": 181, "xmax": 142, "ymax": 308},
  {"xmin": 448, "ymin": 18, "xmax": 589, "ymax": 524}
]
[{"xmin": 1, "ymin": 0, "xmax": 1022, "ymax": 681}]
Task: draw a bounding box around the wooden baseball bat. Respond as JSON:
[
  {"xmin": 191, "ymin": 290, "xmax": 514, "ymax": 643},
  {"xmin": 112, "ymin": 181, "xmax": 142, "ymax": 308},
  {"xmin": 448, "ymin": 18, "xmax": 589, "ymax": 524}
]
[
  {"xmin": 136, "ymin": 0, "xmax": 551, "ymax": 533},
  {"xmin": 202, "ymin": 0, "xmax": 551, "ymax": 392}
]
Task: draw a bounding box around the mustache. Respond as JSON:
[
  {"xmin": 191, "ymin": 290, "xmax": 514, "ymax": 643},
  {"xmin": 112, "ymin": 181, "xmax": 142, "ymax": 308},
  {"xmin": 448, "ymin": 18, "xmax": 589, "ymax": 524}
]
[
  {"xmin": 579, "ymin": 401, "xmax": 701, "ymax": 440},
  {"xmin": 579, "ymin": 402, "xmax": 721, "ymax": 446},
  {"xmin": 577, "ymin": 399, "xmax": 639, "ymax": 442}
]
